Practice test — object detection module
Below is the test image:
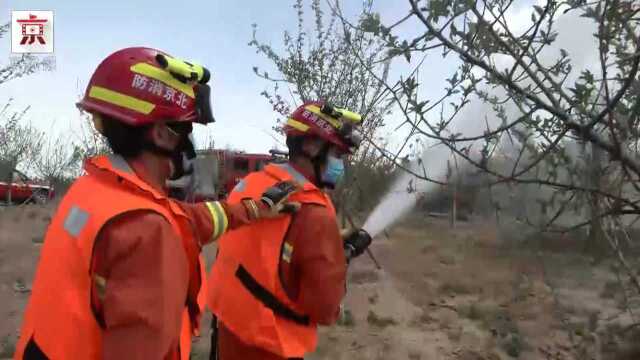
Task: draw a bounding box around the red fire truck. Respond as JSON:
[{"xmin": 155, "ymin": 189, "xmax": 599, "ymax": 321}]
[
  {"xmin": 0, "ymin": 171, "xmax": 55, "ymax": 205},
  {"xmin": 168, "ymin": 149, "xmax": 288, "ymax": 201}
]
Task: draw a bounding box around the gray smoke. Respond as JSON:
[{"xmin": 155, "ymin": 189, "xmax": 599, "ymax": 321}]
[{"xmin": 362, "ymin": 8, "xmax": 599, "ymax": 237}]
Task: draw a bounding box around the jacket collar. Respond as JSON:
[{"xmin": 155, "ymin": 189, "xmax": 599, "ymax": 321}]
[
  {"xmin": 264, "ymin": 162, "xmax": 319, "ymax": 193},
  {"xmin": 84, "ymin": 154, "xmax": 173, "ymax": 206}
]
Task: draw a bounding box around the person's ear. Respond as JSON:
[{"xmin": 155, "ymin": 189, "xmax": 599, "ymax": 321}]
[{"xmin": 149, "ymin": 123, "xmax": 179, "ymax": 151}]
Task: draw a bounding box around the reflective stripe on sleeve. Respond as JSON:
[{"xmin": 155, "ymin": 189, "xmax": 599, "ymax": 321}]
[{"xmin": 205, "ymin": 201, "xmax": 229, "ymax": 241}]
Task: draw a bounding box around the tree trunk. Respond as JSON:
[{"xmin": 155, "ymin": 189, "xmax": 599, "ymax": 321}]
[
  {"xmin": 2, "ymin": 161, "xmax": 15, "ymax": 205},
  {"xmin": 451, "ymin": 181, "xmax": 457, "ymax": 229},
  {"xmin": 585, "ymin": 143, "xmax": 606, "ymax": 259}
]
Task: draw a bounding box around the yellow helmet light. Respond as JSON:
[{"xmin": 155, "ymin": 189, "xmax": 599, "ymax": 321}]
[{"xmin": 155, "ymin": 54, "xmax": 211, "ymax": 84}]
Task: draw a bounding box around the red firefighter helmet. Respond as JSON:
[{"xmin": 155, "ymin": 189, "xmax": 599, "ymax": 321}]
[
  {"xmin": 283, "ymin": 101, "xmax": 363, "ymax": 154},
  {"xmin": 77, "ymin": 47, "xmax": 214, "ymax": 126}
]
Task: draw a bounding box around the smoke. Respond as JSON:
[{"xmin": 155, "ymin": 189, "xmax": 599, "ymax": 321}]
[{"xmin": 362, "ymin": 9, "xmax": 600, "ymax": 238}]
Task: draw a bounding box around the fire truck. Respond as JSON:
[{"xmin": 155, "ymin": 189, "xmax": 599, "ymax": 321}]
[
  {"xmin": 168, "ymin": 149, "xmax": 288, "ymax": 201},
  {"xmin": 0, "ymin": 170, "xmax": 55, "ymax": 205}
]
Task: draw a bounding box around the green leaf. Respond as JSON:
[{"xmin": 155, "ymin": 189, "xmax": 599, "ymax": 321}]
[
  {"xmin": 580, "ymin": 70, "xmax": 595, "ymax": 84},
  {"xmin": 428, "ymin": 0, "xmax": 451, "ymax": 22},
  {"xmin": 451, "ymin": 23, "xmax": 460, "ymax": 37},
  {"xmin": 360, "ymin": 13, "xmax": 381, "ymax": 34},
  {"xmin": 387, "ymin": 48, "xmax": 404, "ymax": 58},
  {"xmin": 534, "ymin": 5, "xmax": 544, "ymax": 16}
]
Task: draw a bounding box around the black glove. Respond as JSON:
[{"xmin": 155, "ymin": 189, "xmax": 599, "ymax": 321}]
[
  {"xmin": 343, "ymin": 229, "xmax": 372, "ymax": 261},
  {"xmin": 259, "ymin": 181, "xmax": 301, "ymax": 215}
]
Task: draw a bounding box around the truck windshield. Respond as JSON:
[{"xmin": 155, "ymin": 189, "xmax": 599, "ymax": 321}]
[{"xmin": 233, "ymin": 158, "xmax": 249, "ymax": 172}]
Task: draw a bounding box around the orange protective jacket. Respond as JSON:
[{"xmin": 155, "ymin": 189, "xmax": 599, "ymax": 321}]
[
  {"xmin": 13, "ymin": 155, "xmax": 210, "ymax": 360},
  {"xmin": 207, "ymin": 163, "xmax": 336, "ymax": 358}
]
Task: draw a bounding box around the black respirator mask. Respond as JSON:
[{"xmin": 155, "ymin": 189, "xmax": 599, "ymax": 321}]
[
  {"xmin": 141, "ymin": 122, "xmax": 196, "ymax": 181},
  {"xmin": 166, "ymin": 123, "xmax": 196, "ymax": 181}
]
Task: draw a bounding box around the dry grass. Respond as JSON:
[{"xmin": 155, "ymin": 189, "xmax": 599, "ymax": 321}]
[
  {"xmin": 410, "ymin": 309, "xmax": 436, "ymax": 328},
  {"xmin": 0, "ymin": 335, "xmax": 15, "ymax": 358},
  {"xmin": 446, "ymin": 325, "xmax": 463, "ymax": 342},
  {"xmin": 500, "ymin": 333, "xmax": 524, "ymax": 358},
  {"xmin": 349, "ymin": 270, "xmax": 379, "ymax": 285},
  {"xmin": 368, "ymin": 293, "xmax": 379, "ymax": 305},
  {"xmin": 337, "ymin": 309, "xmax": 356, "ymax": 327},
  {"xmin": 366, "ymin": 310, "xmax": 397, "ymax": 328},
  {"xmin": 438, "ymin": 278, "xmax": 474, "ymax": 296},
  {"xmin": 600, "ymin": 279, "xmax": 621, "ymax": 299},
  {"xmin": 437, "ymin": 309, "xmax": 458, "ymax": 330},
  {"xmin": 26, "ymin": 210, "xmax": 38, "ymax": 220},
  {"xmin": 438, "ymin": 253, "xmax": 457, "ymax": 266}
]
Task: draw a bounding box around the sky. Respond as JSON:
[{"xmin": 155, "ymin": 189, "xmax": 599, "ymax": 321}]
[
  {"xmin": 0, "ymin": 0, "xmax": 411, "ymax": 154},
  {"xmin": 1, "ymin": 0, "xmax": 599, "ymax": 158}
]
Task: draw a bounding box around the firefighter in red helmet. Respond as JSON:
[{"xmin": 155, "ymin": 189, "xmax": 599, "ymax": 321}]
[
  {"xmin": 13, "ymin": 47, "xmax": 298, "ymax": 360},
  {"xmin": 207, "ymin": 101, "xmax": 373, "ymax": 360}
]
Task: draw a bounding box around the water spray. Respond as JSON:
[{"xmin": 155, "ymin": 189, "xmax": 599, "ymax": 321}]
[{"xmin": 361, "ymin": 142, "xmax": 454, "ymax": 238}]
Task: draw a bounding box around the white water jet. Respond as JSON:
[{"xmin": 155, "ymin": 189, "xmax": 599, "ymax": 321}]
[
  {"xmin": 362, "ymin": 170, "xmax": 421, "ymax": 237},
  {"xmin": 362, "ymin": 92, "xmax": 493, "ymax": 237},
  {"xmin": 363, "ymin": 142, "xmax": 454, "ymax": 238}
]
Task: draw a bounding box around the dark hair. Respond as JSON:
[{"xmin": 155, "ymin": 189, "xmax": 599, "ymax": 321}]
[
  {"xmin": 286, "ymin": 136, "xmax": 305, "ymax": 160},
  {"xmin": 101, "ymin": 115, "xmax": 150, "ymax": 158}
]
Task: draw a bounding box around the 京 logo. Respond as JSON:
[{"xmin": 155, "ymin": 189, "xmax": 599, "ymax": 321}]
[{"xmin": 11, "ymin": 11, "xmax": 54, "ymax": 54}]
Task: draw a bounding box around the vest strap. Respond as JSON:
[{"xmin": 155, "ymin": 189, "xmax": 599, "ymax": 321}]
[{"xmin": 235, "ymin": 265, "xmax": 310, "ymax": 326}]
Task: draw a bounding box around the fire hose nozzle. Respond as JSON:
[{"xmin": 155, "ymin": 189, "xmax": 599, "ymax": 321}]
[
  {"xmin": 359, "ymin": 228, "xmax": 372, "ymax": 242},
  {"xmin": 344, "ymin": 229, "xmax": 373, "ymax": 260},
  {"xmin": 344, "ymin": 214, "xmax": 381, "ymax": 269}
]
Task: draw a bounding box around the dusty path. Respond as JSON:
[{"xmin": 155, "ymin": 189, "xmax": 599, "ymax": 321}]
[
  {"xmin": 1, "ymin": 206, "xmax": 637, "ymax": 359},
  {"xmin": 311, "ymin": 218, "xmax": 574, "ymax": 360}
]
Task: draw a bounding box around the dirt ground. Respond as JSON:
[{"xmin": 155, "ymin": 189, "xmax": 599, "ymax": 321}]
[
  {"xmin": 0, "ymin": 204, "xmax": 53, "ymax": 359},
  {"xmin": 1, "ymin": 204, "xmax": 639, "ymax": 359}
]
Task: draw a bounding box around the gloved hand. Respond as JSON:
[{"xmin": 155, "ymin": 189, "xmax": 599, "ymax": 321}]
[
  {"xmin": 242, "ymin": 181, "xmax": 301, "ymax": 220},
  {"xmin": 343, "ymin": 229, "xmax": 372, "ymax": 261}
]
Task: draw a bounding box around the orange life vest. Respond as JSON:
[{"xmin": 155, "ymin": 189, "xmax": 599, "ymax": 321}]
[
  {"xmin": 207, "ymin": 163, "xmax": 336, "ymax": 358},
  {"xmin": 14, "ymin": 154, "xmax": 206, "ymax": 360}
]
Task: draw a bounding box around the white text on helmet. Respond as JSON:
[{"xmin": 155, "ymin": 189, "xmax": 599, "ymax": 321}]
[
  {"xmin": 131, "ymin": 74, "xmax": 190, "ymax": 109},
  {"xmin": 302, "ymin": 110, "xmax": 333, "ymax": 134}
]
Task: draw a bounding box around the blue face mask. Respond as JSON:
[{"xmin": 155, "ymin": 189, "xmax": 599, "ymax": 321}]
[{"xmin": 321, "ymin": 155, "xmax": 345, "ymax": 187}]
